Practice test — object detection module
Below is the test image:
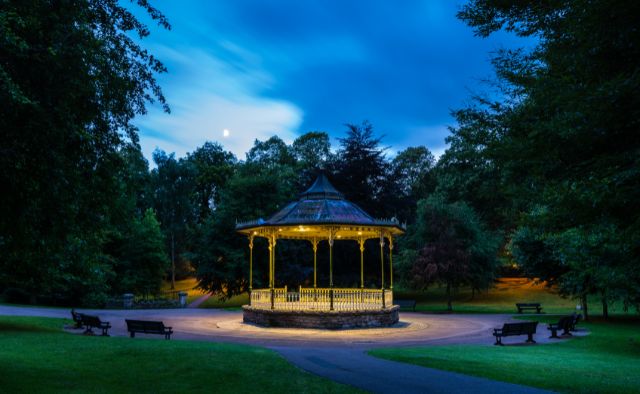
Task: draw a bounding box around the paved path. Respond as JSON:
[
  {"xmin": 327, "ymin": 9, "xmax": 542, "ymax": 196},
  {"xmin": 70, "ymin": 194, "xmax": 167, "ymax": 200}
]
[
  {"xmin": 0, "ymin": 305, "xmax": 573, "ymax": 393},
  {"xmin": 187, "ymin": 293, "xmax": 211, "ymax": 308},
  {"xmin": 275, "ymin": 347, "xmax": 550, "ymax": 394}
]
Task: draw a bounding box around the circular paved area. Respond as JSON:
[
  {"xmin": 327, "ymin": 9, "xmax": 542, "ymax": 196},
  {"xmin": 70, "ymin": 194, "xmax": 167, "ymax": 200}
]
[
  {"xmin": 0, "ymin": 305, "xmax": 581, "ymax": 348},
  {"xmin": 1, "ymin": 304, "xmax": 580, "ymax": 393}
]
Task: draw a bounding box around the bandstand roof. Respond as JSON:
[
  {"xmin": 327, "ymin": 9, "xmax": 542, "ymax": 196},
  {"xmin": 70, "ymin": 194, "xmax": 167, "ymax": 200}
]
[{"xmin": 236, "ymin": 174, "xmax": 405, "ymax": 240}]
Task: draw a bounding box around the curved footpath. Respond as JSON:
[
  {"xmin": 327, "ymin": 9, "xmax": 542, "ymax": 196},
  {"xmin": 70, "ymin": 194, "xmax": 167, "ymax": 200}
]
[{"xmin": 0, "ymin": 305, "xmax": 574, "ymax": 393}]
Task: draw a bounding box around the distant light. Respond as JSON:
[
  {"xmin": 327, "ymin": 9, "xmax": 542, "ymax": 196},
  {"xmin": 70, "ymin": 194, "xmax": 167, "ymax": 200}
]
[{"xmin": 223, "ymin": 129, "xmax": 230, "ymax": 137}]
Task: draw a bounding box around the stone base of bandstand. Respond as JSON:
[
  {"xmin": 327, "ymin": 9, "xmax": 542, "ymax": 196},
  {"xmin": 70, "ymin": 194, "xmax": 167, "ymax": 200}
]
[{"xmin": 242, "ymin": 305, "xmax": 400, "ymax": 329}]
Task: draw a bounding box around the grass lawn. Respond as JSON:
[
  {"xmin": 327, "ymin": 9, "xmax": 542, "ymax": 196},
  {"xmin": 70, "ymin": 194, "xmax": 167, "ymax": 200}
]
[
  {"xmin": 160, "ymin": 278, "xmax": 207, "ymax": 303},
  {"xmin": 198, "ymin": 292, "xmax": 249, "ymax": 309},
  {"xmin": 370, "ymin": 317, "xmax": 640, "ymax": 394},
  {"xmin": 0, "ymin": 316, "xmax": 359, "ymax": 394},
  {"xmin": 395, "ymin": 277, "xmax": 628, "ymax": 315}
]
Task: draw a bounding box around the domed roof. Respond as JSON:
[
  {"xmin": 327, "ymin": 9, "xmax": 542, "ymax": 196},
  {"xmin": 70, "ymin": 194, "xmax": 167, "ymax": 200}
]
[{"xmin": 236, "ymin": 174, "xmax": 404, "ymax": 236}]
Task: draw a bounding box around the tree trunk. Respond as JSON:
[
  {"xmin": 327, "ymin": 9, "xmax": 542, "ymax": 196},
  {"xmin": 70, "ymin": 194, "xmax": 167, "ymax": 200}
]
[
  {"xmin": 581, "ymin": 294, "xmax": 589, "ymax": 321},
  {"xmin": 171, "ymin": 231, "xmax": 176, "ymax": 290},
  {"xmin": 602, "ymin": 293, "xmax": 609, "ymax": 320},
  {"xmin": 446, "ymin": 283, "xmax": 452, "ymax": 312}
]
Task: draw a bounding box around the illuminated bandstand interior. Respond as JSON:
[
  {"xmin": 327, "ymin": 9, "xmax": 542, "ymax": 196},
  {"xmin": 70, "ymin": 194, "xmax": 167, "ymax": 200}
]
[{"xmin": 236, "ymin": 173, "xmax": 405, "ymax": 328}]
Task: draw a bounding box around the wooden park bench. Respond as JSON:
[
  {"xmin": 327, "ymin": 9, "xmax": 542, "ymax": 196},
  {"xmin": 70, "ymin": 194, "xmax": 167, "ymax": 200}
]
[
  {"xmin": 126, "ymin": 319, "xmax": 173, "ymax": 340},
  {"xmin": 547, "ymin": 316, "xmax": 573, "ymax": 338},
  {"xmin": 493, "ymin": 321, "xmax": 538, "ymax": 345},
  {"xmin": 548, "ymin": 313, "xmax": 582, "ymax": 338},
  {"xmin": 70, "ymin": 309, "xmax": 84, "ymax": 329},
  {"xmin": 569, "ymin": 312, "xmax": 582, "ymax": 331},
  {"xmin": 395, "ymin": 299, "xmax": 417, "ymax": 311},
  {"xmin": 516, "ymin": 302, "xmax": 543, "ymax": 314},
  {"xmin": 81, "ymin": 314, "xmax": 111, "ymax": 336}
]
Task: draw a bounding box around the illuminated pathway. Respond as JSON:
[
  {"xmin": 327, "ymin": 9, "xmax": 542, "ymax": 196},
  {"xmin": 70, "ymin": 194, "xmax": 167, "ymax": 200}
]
[{"xmin": 0, "ymin": 305, "xmax": 570, "ymax": 393}]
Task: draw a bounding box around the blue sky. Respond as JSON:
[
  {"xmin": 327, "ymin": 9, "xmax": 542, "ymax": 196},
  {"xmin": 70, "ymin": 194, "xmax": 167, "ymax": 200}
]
[{"xmin": 133, "ymin": 1, "xmax": 531, "ymax": 162}]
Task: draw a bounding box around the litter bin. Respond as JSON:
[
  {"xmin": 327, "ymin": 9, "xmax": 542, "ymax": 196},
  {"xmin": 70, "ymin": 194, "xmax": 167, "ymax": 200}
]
[
  {"xmin": 178, "ymin": 291, "xmax": 188, "ymax": 307},
  {"xmin": 123, "ymin": 293, "xmax": 134, "ymax": 309}
]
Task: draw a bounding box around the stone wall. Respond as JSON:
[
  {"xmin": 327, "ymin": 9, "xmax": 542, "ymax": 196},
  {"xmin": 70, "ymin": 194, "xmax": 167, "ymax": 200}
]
[{"xmin": 242, "ymin": 305, "xmax": 400, "ymax": 329}]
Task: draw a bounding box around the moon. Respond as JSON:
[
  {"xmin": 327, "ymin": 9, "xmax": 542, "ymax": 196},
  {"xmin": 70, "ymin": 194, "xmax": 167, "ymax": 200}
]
[{"xmin": 223, "ymin": 129, "xmax": 230, "ymax": 137}]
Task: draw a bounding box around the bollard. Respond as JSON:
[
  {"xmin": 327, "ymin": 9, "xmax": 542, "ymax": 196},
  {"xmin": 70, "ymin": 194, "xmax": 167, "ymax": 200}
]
[
  {"xmin": 178, "ymin": 291, "xmax": 188, "ymax": 308},
  {"xmin": 123, "ymin": 293, "xmax": 134, "ymax": 309}
]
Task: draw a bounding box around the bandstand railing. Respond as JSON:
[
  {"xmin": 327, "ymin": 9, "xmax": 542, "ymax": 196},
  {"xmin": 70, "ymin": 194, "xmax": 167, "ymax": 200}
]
[{"xmin": 249, "ymin": 287, "xmax": 394, "ymax": 311}]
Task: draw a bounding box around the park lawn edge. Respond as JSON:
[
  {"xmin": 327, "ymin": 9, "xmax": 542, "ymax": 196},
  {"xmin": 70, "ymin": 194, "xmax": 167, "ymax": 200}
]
[
  {"xmin": 368, "ymin": 317, "xmax": 640, "ymax": 394},
  {"xmin": 0, "ymin": 315, "xmax": 361, "ymax": 394}
]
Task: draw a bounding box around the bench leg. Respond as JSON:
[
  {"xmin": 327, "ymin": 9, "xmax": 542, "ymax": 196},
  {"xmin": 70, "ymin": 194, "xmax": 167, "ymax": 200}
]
[
  {"xmin": 494, "ymin": 336, "xmax": 503, "ymax": 346},
  {"xmin": 101, "ymin": 328, "xmax": 109, "ymax": 337},
  {"xmin": 562, "ymin": 328, "xmax": 572, "ymax": 337},
  {"xmin": 549, "ymin": 328, "xmax": 559, "ymax": 339},
  {"xmin": 130, "ymin": 331, "xmax": 135, "ymax": 338},
  {"xmin": 526, "ymin": 333, "xmax": 536, "ymax": 343}
]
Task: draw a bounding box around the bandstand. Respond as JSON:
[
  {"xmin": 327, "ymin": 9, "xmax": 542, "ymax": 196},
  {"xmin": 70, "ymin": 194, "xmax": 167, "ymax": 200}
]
[{"xmin": 236, "ymin": 174, "xmax": 405, "ymax": 328}]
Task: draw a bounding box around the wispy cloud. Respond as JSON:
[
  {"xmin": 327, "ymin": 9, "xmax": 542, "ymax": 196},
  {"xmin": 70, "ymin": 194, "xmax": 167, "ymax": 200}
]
[{"xmin": 134, "ymin": 44, "xmax": 302, "ymax": 162}]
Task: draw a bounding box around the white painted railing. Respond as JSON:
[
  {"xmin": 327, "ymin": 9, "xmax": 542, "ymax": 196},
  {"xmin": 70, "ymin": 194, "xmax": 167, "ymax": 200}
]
[{"xmin": 249, "ymin": 287, "xmax": 394, "ymax": 311}]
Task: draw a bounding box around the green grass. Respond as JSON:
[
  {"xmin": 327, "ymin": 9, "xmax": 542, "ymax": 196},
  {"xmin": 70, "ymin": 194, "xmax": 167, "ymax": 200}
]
[
  {"xmin": 160, "ymin": 278, "xmax": 206, "ymax": 303},
  {"xmin": 0, "ymin": 316, "xmax": 359, "ymax": 394},
  {"xmin": 395, "ymin": 278, "xmax": 629, "ymax": 315},
  {"xmin": 370, "ymin": 317, "xmax": 640, "ymax": 394},
  {"xmin": 199, "ymin": 292, "xmax": 249, "ymax": 309}
]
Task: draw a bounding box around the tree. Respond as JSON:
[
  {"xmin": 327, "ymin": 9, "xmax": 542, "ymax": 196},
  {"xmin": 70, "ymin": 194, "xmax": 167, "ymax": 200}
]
[
  {"xmin": 399, "ymin": 195, "xmax": 499, "ymax": 311},
  {"xmin": 191, "ymin": 168, "xmax": 297, "ymax": 298},
  {"xmin": 109, "ymin": 209, "xmax": 169, "ymax": 296},
  {"xmin": 0, "ymin": 0, "xmax": 168, "ymax": 303},
  {"xmin": 246, "ymin": 136, "xmax": 295, "ymax": 169},
  {"xmin": 292, "ymin": 131, "xmax": 332, "ymax": 189},
  {"xmin": 452, "ymin": 0, "xmax": 640, "ymax": 312},
  {"xmin": 331, "ymin": 121, "xmax": 391, "ymax": 216},
  {"xmin": 151, "ymin": 150, "xmax": 197, "ymax": 289},
  {"xmin": 187, "ymin": 142, "xmax": 236, "ymax": 221},
  {"xmin": 391, "ymin": 146, "xmax": 435, "ymax": 223}
]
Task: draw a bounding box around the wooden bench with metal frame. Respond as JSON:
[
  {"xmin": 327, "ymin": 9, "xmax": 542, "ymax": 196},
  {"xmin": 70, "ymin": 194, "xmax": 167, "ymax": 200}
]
[
  {"xmin": 493, "ymin": 321, "xmax": 538, "ymax": 345},
  {"xmin": 81, "ymin": 314, "xmax": 111, "ymax": 336},
  {"xmin": 515, "ymin": 302, "xmax": 543, "ymax": 314},
  {"xmin": 126, "ymin": 319, "xmax": 173, "ymax": 340}
]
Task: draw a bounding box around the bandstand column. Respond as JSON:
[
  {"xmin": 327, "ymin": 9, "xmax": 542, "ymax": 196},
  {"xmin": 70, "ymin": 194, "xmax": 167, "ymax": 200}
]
[
  {"xmin": 379, "ymin": 233, "xmax": 385, "ymax": 289},
  {"xmin": 268, "ymin": 232, "xmax": 276, "ymax": 310},
  {"xmin": 359, "ymin": 237, "xmax": 365, "ymax": 289},
  {"xmin": 248, "ymin": 235, "xmax": 254, "ymax": 292},
  {"xmin": 380, "ymin": 232, "xmax": 385, "ymax": 309},
  {"xmin": 272, "ymin": 233, "xmax": 277, "ymax": 288},
  {"xmin": 328, "ymin": 229, "xmax": 335, "ymax": 310},
  {"xmin": 312, "ymin": 237, "xmax": 319, "ymax": 288},
  {"xmin": 388, "ymin": 235, "xmax": 394, "ymax": 290}
]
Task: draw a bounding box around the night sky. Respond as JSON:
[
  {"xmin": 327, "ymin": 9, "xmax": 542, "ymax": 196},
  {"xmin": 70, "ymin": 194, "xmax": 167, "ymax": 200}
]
[{"xmin": 133, "ymin": 0, "xmax": 532, "ymax": 161}]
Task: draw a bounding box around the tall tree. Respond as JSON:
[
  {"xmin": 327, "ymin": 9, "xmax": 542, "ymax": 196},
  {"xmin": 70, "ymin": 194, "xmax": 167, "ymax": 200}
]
[
  {"xmin": 452, "ymin": 0, "xmax": 640, "ymax": 313},
  {"xmin": 0, "ymin": 0, "xmax": 168, "ymax": 302},
  {"xmin": 391, "ymin": 146, "xmax": 436, "ymax": 223},
  {"xmin": 331, "ymin": 121, "xmax": 391, "ymax": 216},
  {"xmin": 151, "ymin": 150, "xmax": 196, "ymax": 289},
  {"xmin": 399, "ymin": 195, "xmax": 499, "ymax": 311},
  {"xmin": 187, "ymin": 142, "xmax": 236, "ymax": 221},
  {"xmin": 109, "ymin": 209, "xmax": 169, "ymax": 296},
  {"xmin": 291, "ymin": 131, "xmax": 332, "ymax": 189},
  {"xmin": 191, "ymin": 167, "xmax": 297, "ymax": 298}
]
